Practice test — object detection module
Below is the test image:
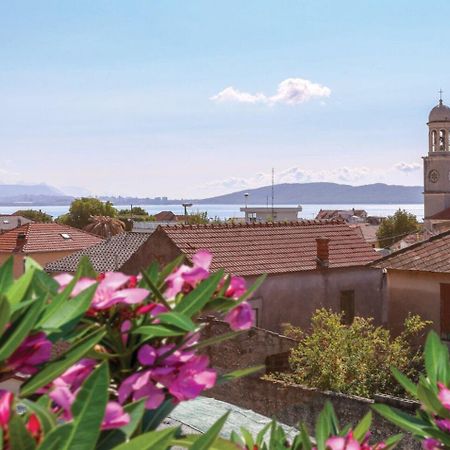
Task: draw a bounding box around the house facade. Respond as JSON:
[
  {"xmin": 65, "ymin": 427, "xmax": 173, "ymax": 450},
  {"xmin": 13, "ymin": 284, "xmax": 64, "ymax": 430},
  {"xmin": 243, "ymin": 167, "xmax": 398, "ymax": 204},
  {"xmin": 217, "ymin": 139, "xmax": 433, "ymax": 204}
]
[
  {"xmin": 0, "ymin": 223, "xmax": 103, "ymax": 277},
  {"xmin": 120, "ymin": 220, "xmax": 383, "ymax": 333}
]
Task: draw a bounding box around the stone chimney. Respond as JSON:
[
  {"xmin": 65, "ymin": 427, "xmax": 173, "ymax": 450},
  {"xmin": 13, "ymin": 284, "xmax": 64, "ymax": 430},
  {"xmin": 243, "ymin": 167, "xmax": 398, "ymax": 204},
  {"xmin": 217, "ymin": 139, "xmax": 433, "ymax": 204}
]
[
  {"xmin": 316, "ymin": 237, "xmax": 330, "ymax": 269},
  {"xmin": 14, "ymin": 232, "xmax": 27, "ymax": 253}
]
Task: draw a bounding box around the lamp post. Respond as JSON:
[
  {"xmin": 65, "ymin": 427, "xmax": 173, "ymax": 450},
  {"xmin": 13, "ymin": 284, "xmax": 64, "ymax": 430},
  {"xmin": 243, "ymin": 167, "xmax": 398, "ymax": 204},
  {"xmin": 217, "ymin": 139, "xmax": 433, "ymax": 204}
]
[{"xmin": 182, "ymin": 203, "xmax": 192, "ymax": 224}]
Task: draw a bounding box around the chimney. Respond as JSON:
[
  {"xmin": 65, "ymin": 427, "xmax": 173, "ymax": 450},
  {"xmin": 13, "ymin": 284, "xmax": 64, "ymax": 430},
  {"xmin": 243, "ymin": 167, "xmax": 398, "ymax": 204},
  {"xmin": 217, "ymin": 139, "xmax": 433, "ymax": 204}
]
[
  {"xmin": 316, "ymin": 237, "xmax": 330, "ymax": 269},
  {"xmin": 15, "ymin": 232, "xmax": 27, "ymax": 252}
]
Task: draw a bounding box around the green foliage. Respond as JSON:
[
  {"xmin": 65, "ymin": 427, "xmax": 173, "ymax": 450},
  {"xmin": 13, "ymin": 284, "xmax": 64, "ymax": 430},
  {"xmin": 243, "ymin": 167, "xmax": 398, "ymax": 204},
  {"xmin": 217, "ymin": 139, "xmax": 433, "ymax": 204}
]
[
  {"xmin": 14, "ymin": 209, "xmax": 53, "ymax": 223},
  {"xmin": 186, "ymin": 211, "xmax": 209, "ymax": 225},
  {"xmin": 117, "ymin": 207, "xmax": 148, "ymax": 216},
  {"xmin": 376, "ymin": 208, "xmax": 420, "ymax": 248},
  {"xmin": 58, "ymin": 197, "xmax": 118, "ymax": 229},
  {"xmin": 273, "ymin": 309, "xmax": 430, "ymax": 398}
]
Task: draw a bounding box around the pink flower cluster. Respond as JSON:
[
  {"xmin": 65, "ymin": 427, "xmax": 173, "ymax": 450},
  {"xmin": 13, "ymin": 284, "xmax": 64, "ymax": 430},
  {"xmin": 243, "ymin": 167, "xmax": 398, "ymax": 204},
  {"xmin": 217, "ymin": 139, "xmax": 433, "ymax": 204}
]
[
  {"xmin": 47, "ymin": 359, "xmax": 129, "ymax": 430},
  {"xmin": 54, "ymin": 272, "xmax": 149, "ymax": 311},
  {"xmin": 119, "ymin": 339, "xmax": 216, "ymax": 410},
  {"xmin": 320, "ymin": 431, "xmax": 386, "ymax": 450}
]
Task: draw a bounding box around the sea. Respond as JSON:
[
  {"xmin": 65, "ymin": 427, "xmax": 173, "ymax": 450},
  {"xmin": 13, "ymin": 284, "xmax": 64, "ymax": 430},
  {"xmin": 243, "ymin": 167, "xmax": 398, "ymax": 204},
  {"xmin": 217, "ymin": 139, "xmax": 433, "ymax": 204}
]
[{"xmin": 0, "ymin": 203, "xmax": 425, "ymax": 221}]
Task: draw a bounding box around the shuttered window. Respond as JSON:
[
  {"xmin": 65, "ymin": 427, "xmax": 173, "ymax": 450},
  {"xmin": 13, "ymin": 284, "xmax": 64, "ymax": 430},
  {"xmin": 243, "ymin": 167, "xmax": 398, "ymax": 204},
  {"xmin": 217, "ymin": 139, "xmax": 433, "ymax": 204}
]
[
  {"xmin": 440, "ymin": 284, "xmax": 450, "ymax": 340},
  {"xmin": 340, "ymin": 290, "xmax": 355, "ymax": 325}
]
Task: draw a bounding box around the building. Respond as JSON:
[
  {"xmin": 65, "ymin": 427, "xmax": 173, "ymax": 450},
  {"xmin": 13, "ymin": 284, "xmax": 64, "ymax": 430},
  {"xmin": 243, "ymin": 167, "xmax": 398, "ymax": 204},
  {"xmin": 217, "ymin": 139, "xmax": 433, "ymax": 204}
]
[
  {"xmin": 316, "ymin": 209, "xmax": 368, "ymax": 224},
  {"xmin": 424, "ymin": 98, "xmax": 450, "ymax": 231},
  {"xmin": 0, "ymin": 215, "xmax": 33, "ymax": 233},
  {"xmin": 240, "ymin": 206, "xmax": 302, "ymax": 223},
  {"xmin": 0, "ymin": 223, "xmax": 103, "ymax": 277},
  {"xmin": 45, "ymin": 232, "xmax": 152, "ymax": 274},
  {"xmin": 373, "ymin": 230, "xmax": 450, "ymax": 339},
  {"xmin": 120, "ymin": 221, "xmax": 383, "ymax": 332}
]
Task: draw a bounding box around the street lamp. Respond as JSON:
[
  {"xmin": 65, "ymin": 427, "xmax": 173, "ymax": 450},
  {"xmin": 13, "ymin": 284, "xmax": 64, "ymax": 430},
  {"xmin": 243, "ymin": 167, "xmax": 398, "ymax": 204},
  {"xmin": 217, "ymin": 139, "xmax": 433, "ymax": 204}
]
[
  {"xmin": 182, "ymin": 203, "xmax": 193, "ymax": 224},
  {"xmin": 244, "ymin": 193, "xmax": 249, "ymax": 209}
]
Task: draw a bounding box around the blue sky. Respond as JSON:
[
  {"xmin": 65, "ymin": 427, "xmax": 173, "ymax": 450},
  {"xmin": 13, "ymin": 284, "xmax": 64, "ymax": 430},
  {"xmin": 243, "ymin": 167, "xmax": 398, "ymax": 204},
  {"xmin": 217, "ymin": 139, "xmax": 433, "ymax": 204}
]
[{"xmin": 0, "ymin": 0, "xmax": 446, "ymax": 197}]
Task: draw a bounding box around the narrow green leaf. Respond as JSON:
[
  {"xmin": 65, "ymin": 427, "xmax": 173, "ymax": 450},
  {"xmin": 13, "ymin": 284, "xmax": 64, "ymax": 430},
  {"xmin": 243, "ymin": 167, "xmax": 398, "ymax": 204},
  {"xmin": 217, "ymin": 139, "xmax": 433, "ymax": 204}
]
[
  {"xmin": 372, "ymin": 404, "xmax": 427, "ymax": 437},
  {"xmin": 417, "ymin": 381, "xmax": 450, "ymax": 418},
  {"xmin": 189, "ymin": 412, "xmax": 229, "ymax": 450},
  {"xmin": 188, "ymin": 330, "xmax": 245, "ymax": 351},
  {"xmin": 114, "ymin": 427, "xmax": 178, "ymax": 450},
  {"xmin": 20, "ymin": 328, "xmax": 105, "ymax": 396},
  {"xmin": 141, "ymin": 399, "xmax": 176, "ymax": 432},
  {"xmin": 8, "ymin": 415, "xmax": 36, "ymax": 450},
  {"xmin": 0, "ymin": 294, "xmax": 45, "ymax": 360},
  {"xmin": 0, "ymin": 296, "xmax": 10, "ymax": 340},
  {"xmin": 391, "ymin": 367, "xmax": 418, "ymax": 398},
  {"xmin": 133, "ymin": 324, "xmax": 185, "ymax": 339},
  {"xmin": 171, "ymin": 436, "xmax": 238, "ymax": 450},
  {"xmin": 424, "ymin": 331, "xmax": 442, "ymax": 384},
  {"xmin": 6, "ymin": 267, "xmax": 35, "ymax": 305},
  {"xmin": 174, "ymin": 270, "xmax": 224, "ymax": 317},
  {"xmin": 299, "ymin": 424, "xmax": 313, "ymax": 450},
  {"xmin": 255, "ymin": 422, "xmax": 271, "ymax": 446},
  {"xmin": 0, "ymin": 257, "xmax": 13, "ymax": 292},
  {"xmin": 141, "ymin": 271, "xmax": 171, "ymax": 309},
  {"xmin": 240, "ymin": 426, "xmax": 254, "ymax": 448},
  {"xmin": 77, "ymin": 256, "xmax": 97, "ymax": 278},
  {"xmin": 236, "ymin": 274, "xmax": 266, "ymax": 303},
  {"xmin": 157, "ymin": 312, "xmax": 197, "ymax": 332},
  {"xmin": 315, "ymin": 404, "xmax": 331, "ymax": 450},
  {"xmin": 158, "ymin": 254, "xmax": 185, "ymax": 285},
  {"xmin": 353, "ymin": 412, "xmax": 372, "ymax": 442},
  {"xmin": 383, "ymin": 434, "xmax": 403, "ymax": 449},
  {"xmin": 38, "ymin": 423, "xmax": 74, "ymax": 450},
  {"xmin": 217, "ymin": 365, "xmax": 265, "ymax": 384}
]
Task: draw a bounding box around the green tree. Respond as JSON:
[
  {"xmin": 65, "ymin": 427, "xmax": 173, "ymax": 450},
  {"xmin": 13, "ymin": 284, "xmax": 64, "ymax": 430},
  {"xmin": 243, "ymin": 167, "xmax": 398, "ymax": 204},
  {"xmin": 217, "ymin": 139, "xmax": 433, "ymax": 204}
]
[
  {"xmin": 117, "ymin": 206, "xmax": 148, "ymax": 216},
  {"xmin": 14, "ymin": 209, "xmax": 53, "ymax": 223},
  {"xmin": 59, "ymin": 197, "xmax": 118, "ymax": 229},
  {"xmin": 186, "ymin": 211, "xmax": 209, "ymax": 225},
  {"xmin": 376, "ymin": 208, "xmax": 420, "ymax": 248},
  {"xmin": 269, "ymin": 309, "xmax": 430, "ymax": 398}
]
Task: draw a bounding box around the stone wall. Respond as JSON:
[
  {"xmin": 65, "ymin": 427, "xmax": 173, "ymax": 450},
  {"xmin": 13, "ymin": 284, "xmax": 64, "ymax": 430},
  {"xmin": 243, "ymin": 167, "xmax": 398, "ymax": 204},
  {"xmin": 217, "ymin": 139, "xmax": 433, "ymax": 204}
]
[{"xmin": 201, "ymin": 319, "xmax": 421, "ymax": 450}]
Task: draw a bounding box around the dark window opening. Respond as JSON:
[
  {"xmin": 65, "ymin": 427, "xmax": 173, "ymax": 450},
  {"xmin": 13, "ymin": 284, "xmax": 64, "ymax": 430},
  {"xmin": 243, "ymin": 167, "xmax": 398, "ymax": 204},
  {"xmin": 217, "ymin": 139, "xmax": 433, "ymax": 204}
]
[
  {"xmin": 440, "ymin": 284, "xmax": 450, "ymax": 340},
  {"xmin": 340, "ymin": 290, "xmax": 355, "ymax": 325}
]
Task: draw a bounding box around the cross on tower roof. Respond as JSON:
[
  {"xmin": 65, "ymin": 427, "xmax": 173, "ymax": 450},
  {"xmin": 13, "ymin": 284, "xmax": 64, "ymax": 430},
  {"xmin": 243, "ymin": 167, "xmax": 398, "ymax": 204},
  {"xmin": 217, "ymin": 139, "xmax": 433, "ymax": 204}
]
[{"xmin": 439, "ymin": 88, "xmax": 444, "ymax": 104}]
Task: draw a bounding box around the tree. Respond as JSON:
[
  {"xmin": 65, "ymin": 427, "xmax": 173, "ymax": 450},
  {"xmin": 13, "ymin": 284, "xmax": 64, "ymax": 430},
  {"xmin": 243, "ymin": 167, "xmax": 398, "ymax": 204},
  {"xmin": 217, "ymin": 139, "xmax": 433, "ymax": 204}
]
[
  {"xmin": 59, "ymin": 197, "xmax": 118, "ymax": 229},
  {"xmin": 186, "ymin": 211, "xmax": 209, "ymax": 225},
  {"xmin": 376, "ymin": 208, "xmax": 420, "ymax": 248},
  {"xmin": 117, "ymin": 206, "xmax": 148, "ymax": 216},
  {"xmin": 83, "ymin": 215, "xmax": 126, "ymax": 238},
  {"xmin": 270, "ymin": 309, "xmax": 430, "ymax": 398},
  {"xmin": 14, "ymin": 209, "xmax": 53, "ymax": 223}
]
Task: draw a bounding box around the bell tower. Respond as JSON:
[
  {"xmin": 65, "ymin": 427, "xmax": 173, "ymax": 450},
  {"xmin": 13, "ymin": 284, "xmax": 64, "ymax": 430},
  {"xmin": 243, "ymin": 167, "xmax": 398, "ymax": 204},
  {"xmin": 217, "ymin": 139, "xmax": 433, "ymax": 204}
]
[{"xmin": 424, "ymin": 93, "xmax": 450, "ymax": 219}]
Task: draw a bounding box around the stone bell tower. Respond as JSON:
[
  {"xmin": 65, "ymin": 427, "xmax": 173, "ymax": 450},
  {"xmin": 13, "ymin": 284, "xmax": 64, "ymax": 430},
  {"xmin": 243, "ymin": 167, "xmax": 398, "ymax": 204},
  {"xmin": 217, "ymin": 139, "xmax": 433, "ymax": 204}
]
[{"xmin": 424, "ymin": 94, "xmax": 450, "ymax": 219}]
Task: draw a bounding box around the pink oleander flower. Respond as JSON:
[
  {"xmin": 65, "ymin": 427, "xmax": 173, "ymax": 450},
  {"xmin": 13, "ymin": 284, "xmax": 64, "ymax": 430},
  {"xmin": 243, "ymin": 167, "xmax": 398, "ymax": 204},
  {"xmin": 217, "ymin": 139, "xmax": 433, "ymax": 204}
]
[
  {"xmin": 101, "ymin": 402, "xmax": 130, "ymax": 430},
  {"xmin": 225, "ymin": 276, "xmax": 247, "ymax": 299},
  {"xmin": 50, "ymin": 386, "xmax": 75, "ymax": 420},
  {"xmin": 435, "ymin": 418, "xmax": 450, "ymax": 432},
  {"xmin": 438, "ymin": 382, "xmax": 450, "ymax": 410},
  {"xmin": 165, "ymin": 250, "xmax": 212, "ymax": 299},
  {"xmin": 26, "ymin": 414, "xmax": 42, "ymax": 443},
  {"xmin": 53, "ymin": 358, "xmax": 96, "ymax": 391},
  {"xmin": 6, "ymin": 332, "xmax": 52, "ymax": 374},
  {"xmin": 423, "ymin": 438, "xmax": 443, "ymax": 450},
  {"xmin": 54, "ymin": 272, "xmax": 149, "ymax": 310},
  {"xmin": 225, "ymin": 301, "xmax": 254, "ymax": 331},
  {"xmin": 325, "ymin": 433, "xmax": 361, "ymax": 450},
  {"xmin": 0, "ymin": 390, "xmax": 13, "ymax": 431},
  {"xmin": 136, "ymin": 303, "xmax": 168, "ymax": 321}
]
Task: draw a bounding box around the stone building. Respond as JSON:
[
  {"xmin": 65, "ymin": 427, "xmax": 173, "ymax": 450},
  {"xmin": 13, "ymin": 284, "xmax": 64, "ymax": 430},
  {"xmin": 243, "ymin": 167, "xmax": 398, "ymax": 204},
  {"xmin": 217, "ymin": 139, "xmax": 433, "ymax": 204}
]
[{"xmin": 120, "ymin": 220, "xmax": 383, "ymax": 333}]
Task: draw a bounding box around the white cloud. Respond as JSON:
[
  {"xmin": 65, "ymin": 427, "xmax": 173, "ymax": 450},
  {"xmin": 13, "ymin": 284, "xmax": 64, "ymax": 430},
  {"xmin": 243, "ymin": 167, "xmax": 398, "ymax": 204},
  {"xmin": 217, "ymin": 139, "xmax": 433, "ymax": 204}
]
[
  {"xmin": 395, "ymin": 162, "xmax": 421, "ymax": 173},
  {"xmin": 210, "ymin": 78, "xmax": 331, "ymax": 105}
]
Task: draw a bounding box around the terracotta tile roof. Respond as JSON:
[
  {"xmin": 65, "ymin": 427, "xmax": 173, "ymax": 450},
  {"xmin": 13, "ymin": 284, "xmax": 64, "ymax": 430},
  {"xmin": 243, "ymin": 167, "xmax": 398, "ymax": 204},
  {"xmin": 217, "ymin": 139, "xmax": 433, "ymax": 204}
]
[
  {"xmin": 154, "ymin": 211, "xmax": 177, "ymax": 222},
  {"xmin": 161, "ymin": 220, "xmax": 379, "ymax": 276},
  {"xmin": 45, "ymin": 232, "xmax": 152, "ymax": 273},
  {"xmin": 0, "ymin": 215, "xmax": 33, "ymax": 232},
  {"xmin": 427, "ymin": 207, "xmax": 450, "ymax": 220},
  {"xmin": 372, "ymin": 229, "xmax": 450, "ymax": 273},
  {"xmin": 0, "ymin": 223, "xmax": 103, "ymax": 254}
]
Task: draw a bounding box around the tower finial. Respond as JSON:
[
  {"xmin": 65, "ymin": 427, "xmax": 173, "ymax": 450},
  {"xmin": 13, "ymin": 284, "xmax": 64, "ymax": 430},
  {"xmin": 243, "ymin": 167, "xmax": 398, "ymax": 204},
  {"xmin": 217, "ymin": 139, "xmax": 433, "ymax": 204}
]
[{"xmin": 439, "ymin": 88, "xmax": 444, "ymax": 105}]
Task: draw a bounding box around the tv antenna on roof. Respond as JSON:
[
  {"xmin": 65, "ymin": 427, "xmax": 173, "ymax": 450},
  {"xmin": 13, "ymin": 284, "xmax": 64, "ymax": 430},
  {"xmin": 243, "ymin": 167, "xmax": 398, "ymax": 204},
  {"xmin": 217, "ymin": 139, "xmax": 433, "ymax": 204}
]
[{"xmin": 271, "ymin": 167, "xmax": 275, "ymax": 219}]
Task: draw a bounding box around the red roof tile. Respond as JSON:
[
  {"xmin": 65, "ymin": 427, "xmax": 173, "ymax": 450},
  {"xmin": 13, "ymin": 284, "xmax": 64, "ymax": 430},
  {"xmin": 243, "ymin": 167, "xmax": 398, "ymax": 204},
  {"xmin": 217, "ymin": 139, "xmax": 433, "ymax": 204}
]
[
  {"xmin": 373, "ymin": 229, "xmax": 450, "ymax": 273},
  {"xmin": 161, "ymin": 220, "xmax": 379, "ymax": 276},
  {"xmin": 154, "ymin": 211, "xmax": 177, "ymax": 221},
  {"xmin": 428, "ymin": 207, "xmax": 450, "ymax": 220},
  {"xmin": 0, "ymin": 223, "xmax": 103, "ymax": 254}
]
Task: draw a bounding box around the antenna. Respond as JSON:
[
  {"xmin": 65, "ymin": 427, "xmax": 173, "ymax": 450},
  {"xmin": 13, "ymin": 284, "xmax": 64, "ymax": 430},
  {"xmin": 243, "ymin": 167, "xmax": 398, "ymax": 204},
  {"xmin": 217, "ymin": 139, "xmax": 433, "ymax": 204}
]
[{"xmin": 271, "ymin": 167, "xmax": 275, "ymax": 220}]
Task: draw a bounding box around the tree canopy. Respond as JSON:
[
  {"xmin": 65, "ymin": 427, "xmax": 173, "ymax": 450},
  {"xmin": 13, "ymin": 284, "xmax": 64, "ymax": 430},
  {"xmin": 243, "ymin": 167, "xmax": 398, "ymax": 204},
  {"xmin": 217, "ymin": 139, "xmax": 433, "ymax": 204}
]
[
  {"xmin": 376, "ymin": 208, "xmax": 420, "ymax": 248},
  {"xmin": 14, "ymin": 209, "xmax": 53, "ymax": 223},
  {"xmin": 58, "ymin": 197, "xmax": 118, "ymax": 229}
]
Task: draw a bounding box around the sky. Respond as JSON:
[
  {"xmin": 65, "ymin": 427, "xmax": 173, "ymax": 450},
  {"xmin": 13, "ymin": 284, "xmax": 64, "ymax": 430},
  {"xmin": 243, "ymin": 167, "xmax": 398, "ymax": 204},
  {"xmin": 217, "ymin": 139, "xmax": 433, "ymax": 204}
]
[{"xmin": 0, "ymin": 0, "xmax": 447, "ymax": 198}]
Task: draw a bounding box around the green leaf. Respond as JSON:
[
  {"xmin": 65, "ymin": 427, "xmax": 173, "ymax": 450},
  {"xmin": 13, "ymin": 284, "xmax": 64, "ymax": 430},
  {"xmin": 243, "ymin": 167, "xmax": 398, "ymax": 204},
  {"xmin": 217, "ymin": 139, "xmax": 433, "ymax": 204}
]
[
  {"xmin": 113, "ymin": 427, "xmax": 178, "ymax": 450},
  {"xmin": 141, "ymin": 399, "xmax": 176, "ymax": 432},
  {"xmin": 38, "ymin": 423, "xmax": 74, "ymax": 450},
  {"xmin": 20, "ymin": 328, "xmax": 105, "ymax": 396},
  {"xmin": 172, "ymin": 436, "xmax": 239, "ymax": 450},
  {"xmin": 24, "ymin": 257, "xmax": 43, "ymax": 272},
  {"xmin": 255, "ymin": 422, "xmax": 272, "ymax": 446},
  {"xmin": 353, "ymin": 412, "xmax": 372, "ymax": 442},
  {"xmin": 0, "ymin": 257, "xmax": 13, "ymax": 292},
  {"xmin": 240, "ymin": 426, "xmax": 254, "ymax": 449},
  {"xmin": 371, "ymin": 404, "xmax": 427, "ymax": 437},
  {"xmin": 0, "ymin": 294, "xmax": 45, "ymax": 360},
  {"xmin": 141, "ymin": 271, "xmax": 171, "ymax": 309},
  {"xmin": 315, "ymin": 403, "xmax": 331, "ymax": 450},
  {"xmin": 8, "ymin": 415, "xmax": 36, "ymax": 450},
  {"xmin": 323, "ymin": 401, "xmax": 339, "ymax": 435},
  {"xmin": 6, "ymin": 267, "xmax": 35, "ymax": 305},
  {"xmin": 391, "ymin": 367, "xmax": 418, "ymax": 398},
  {"xmin": 133, "ymin": 324, "xmax": 186, "ymax": 339},
  {"xmin": 157, "ymin": 312, "xmax": 197, "ymax": 332},
  {"xmin": 417, "ymin": 381, "xmax": 450, "ymax": 418},
  {"xmin": 188, "ymin": 412, "xmax": 229, "ymax": 450},
  {"xmin": 21, "ymin": 399, "xmax": 56, "ymax": 435},
  {"xmin": 217, "ymin": 365, "xmax": 265, "ymax": 385},
  {"xmin": 174, "ymin": 270, "xmax": 224, "ymax": 317},
  {"xmin": 383, "ymin": 434, "xmax": 403, "ymax": 449},
  {"xmin": 424, "ymin": 331, "xmax": 447, "ymax": 385},
  {"xmin": 158, "ymin": 255, "xmax": 185, "ymax": 285},
  {"xmin": 0, "ymin": 296, "xmax": 10, "ymax": 339},
  {"xmin": 77, "ymin": 256, "xmax": 97, "ymax": 278}
]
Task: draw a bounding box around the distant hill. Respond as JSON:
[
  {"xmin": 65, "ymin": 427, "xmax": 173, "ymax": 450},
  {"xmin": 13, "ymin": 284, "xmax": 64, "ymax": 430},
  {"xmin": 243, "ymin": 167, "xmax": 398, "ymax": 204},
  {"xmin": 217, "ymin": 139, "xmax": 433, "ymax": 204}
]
[
  {"xmin": 0, "ymin": 184, "xmax": 72, "ymax": 206},
  {"xmin": 196, "ymin": 183, "xmax": 423, "ymax": 204}
]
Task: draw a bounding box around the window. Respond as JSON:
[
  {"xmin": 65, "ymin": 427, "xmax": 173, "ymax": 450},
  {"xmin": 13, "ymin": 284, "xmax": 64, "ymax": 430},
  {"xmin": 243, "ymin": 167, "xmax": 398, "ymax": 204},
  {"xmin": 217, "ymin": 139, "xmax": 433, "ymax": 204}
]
[
  {"xmin": 440, "ymin": 284, "xmax": 450, "ymax": 340},
  {"xmin": 60, "ymin": 233, "xmax": 71, "ymax": 239},
  {"xmin": 2, "ymin": 220, "xmax": 9, "ymax": 224},
  {"xmin": 440, "ymin": 129, "xmax": 446, "ymax": 151},
  {"xmin": 340, "ymin": 290, "xmax": 355, "ymax": 325},
  {"xmin": 432, "ymin": 130, "xmax": 437, "ymax": 151}
]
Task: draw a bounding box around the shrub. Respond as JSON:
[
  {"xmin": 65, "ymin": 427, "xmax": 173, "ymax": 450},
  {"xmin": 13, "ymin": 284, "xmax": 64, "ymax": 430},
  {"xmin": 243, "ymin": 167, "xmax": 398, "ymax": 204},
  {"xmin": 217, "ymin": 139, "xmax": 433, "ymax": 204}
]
[{"xmin": 273, "ymin": 309, "xmax": 430, "ymax": 398}]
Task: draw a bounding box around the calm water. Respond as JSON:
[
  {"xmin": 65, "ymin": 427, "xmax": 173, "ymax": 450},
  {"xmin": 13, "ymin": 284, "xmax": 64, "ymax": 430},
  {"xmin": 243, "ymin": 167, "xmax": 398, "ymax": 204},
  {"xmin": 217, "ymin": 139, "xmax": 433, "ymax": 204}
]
[{"xmin": 0, "ymin": 203, "xmax": 425, "ymax": 221}]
